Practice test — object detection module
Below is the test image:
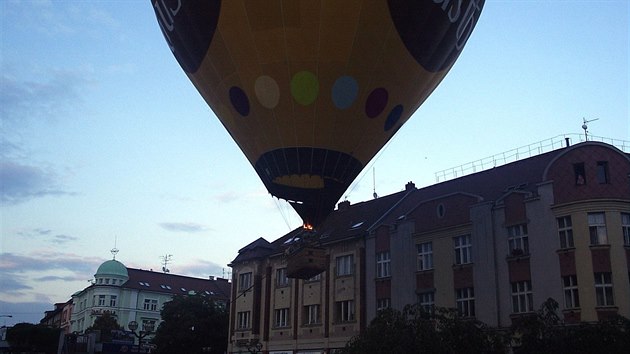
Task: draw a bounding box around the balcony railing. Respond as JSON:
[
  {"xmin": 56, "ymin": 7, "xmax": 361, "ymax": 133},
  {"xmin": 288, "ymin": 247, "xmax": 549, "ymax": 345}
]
[{"xmin": 435, "ymin": 134, "xmax": 629, "ymax": 183}]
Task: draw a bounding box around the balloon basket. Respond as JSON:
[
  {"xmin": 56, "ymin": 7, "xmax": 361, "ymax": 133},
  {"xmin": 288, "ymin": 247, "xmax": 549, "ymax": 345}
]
[{"xmin": 286, "ymin": 247, "xmax": 326, "ymax": 279}]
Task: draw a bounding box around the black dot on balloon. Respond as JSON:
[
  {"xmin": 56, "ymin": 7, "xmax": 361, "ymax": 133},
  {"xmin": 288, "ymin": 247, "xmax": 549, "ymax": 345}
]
[
  {"xmin": 384, "ymin": 105, "xmax": 403, "ymax": 131},
  {"xmin": 229, "ymin": 86, "xmax": 250, "ymax": 116}
]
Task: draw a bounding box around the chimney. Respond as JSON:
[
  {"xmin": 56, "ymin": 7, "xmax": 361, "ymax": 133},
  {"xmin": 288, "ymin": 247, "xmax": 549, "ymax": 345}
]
[
  {"xmin": 565, "ymin": 137, "xmax": 570, "ymax": 147},
  {"xmin": 208, "ymin": 276, "xmax": 215, "ymax": 281},
  {"xmin": 405, "ymin": 181, "xmax": 416, "ymax": 191},
  {"xmin": 338, "ymin": 200, "xmax": 351, "ymax": 211}
]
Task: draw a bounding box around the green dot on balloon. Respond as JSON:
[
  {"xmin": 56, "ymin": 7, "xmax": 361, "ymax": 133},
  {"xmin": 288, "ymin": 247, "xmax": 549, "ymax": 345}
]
[{"xmin": 291, "ymin": 71, "xmax": 319, "ymax": 106}]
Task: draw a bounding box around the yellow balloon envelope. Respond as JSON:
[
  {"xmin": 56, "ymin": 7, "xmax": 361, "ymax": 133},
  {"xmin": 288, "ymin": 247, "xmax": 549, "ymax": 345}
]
[{"xmin": 152, "ymin": 0, "xmax": 485, "ymax": 227}]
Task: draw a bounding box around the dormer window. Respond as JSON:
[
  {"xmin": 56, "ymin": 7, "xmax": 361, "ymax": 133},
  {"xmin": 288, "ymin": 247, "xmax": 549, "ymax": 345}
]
[
  {"xmin": 573, "ymin": 163, "xmax": 586, "ymax": 185},
  {"xmin": 596, "ymin": 161, "xmax": 609, "ymax": 184}
]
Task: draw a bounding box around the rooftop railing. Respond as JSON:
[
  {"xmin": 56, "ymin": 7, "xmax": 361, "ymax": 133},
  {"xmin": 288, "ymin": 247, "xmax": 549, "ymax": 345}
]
[{"xmin": 434, "ymin": 134, "xmax": 629, "ymax": 183}]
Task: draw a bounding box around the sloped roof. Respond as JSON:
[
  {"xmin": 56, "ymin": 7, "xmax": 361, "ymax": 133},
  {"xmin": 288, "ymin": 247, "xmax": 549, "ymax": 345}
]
[
  {"xmin": 231, "ymin": 187, "xmax": 413, "ymax": 264},
  {"xmin": 121, "ymin": 268, "xmax": 231, "ymax": 301}
]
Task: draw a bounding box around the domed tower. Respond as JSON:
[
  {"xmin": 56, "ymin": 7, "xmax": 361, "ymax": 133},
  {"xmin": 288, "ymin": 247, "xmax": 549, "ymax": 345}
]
[{"xmin": 94, "ymin": 257, "xmax": 129, "ymax": 286}]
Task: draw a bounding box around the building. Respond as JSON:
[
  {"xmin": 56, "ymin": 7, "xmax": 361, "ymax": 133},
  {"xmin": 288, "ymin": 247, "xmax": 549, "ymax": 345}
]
[
  {"xmin": 70, "ymin": 258, "xmax": 231, "ymax": 339},
  {"xmin": 40, "ymin": 300, "xmax": 73, "ymax": 334},
  {"xmin": 228, "ymin": 140, "xmax": 630, "ymax": 354}
]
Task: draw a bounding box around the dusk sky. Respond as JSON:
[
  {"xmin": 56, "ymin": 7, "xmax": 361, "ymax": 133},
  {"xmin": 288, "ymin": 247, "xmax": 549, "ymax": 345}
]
[{"xmin": 1, "ymin": 1, "xmax": 628, "ymax": 326}]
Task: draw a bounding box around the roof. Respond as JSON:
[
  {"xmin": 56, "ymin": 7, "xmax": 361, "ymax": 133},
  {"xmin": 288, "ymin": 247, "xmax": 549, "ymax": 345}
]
[
  {"xmin": 230, "ymin": 141, "xmax": 628, "ymax": 266},
  {"xmin": 95, "ymin": 259, "xmax": 129, "ymax": 278},
  {"xmin": 231, "ymin": 186, "xmax": 414, "ymax": 264},
  {"xmin": 121, "ymin": 268, "xmax": 231, "ymax": 300}
]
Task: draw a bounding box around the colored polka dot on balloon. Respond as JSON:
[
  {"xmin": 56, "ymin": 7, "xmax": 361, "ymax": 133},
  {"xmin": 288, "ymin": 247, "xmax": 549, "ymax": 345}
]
[
  {"xmin": 365, "ymin": 88, "xmax": 388, "ymax": 118},
  {"xmin": 255, "ymin": 75, "xmax": 280, "ymax": 109},
  {"xmin": 229, "ymin": 86, "xmax": 250, "ymax": 116},
  {"xmin": 384, "ymin": 104, "xmax": 403, "ymax": 131},
  {"xmin": 331, "ymin": 76, "xmax": 358, "ymax": 109},
  {"xmin": 291, "ymin": 71, "xmax": 319, "ymax": 106}
]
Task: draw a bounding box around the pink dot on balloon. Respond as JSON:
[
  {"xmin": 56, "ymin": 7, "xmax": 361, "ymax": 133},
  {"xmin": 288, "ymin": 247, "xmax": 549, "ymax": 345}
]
[{"xmin": 365, "ymin": 88, "xmax": 388, "ymax": 118}]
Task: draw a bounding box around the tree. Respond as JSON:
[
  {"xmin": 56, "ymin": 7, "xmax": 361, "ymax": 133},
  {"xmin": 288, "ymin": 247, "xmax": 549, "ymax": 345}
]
[
  {"xmin": 341, "ymin": 305, "xmax": 507, "ymax": 354},
  {"xmin": 85, "ymin": 312, "xmax": 122, "ymax": 343},
  {"xmin": 152, "ymin": 293, "xmax": 228, "ymax": 354},
  {"xmin": 6, "ymin": 323, "xmax": 61, "ymax": 354},
  {"xmin": 512, "ymin": 298, "xmax": 630, "ymax": 354}
]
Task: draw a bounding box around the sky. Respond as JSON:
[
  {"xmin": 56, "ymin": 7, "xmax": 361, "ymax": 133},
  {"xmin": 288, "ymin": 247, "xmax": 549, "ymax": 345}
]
[{"xmin": 0, "ymin": 1, "xmax": 628, "ymax": 326}]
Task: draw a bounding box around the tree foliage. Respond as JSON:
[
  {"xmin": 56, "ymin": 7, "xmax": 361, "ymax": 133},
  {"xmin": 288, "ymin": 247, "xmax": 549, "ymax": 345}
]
[
  {"xmin": 85, "ymin": 312, "xmax": 122, "ymax": 342},
  {"xmin": 152, "ymin": 293, "xmax": 228, "ymax": 354},
  {"xmin": 6, "ymin": 323, "xmax": 62, "ymax": 354},
  {"xmin": 341, "ymin": 305, "xmax": 507, "ymax": 354},
  {"xmin": 512, "ymin": 298, "xmax": 630, "ymax": 354}
]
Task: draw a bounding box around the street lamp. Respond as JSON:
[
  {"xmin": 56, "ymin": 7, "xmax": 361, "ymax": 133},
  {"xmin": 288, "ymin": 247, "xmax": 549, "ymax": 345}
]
[{"xmin": 128, "ymin": 320, "xmax": 155, "ymax": 347}]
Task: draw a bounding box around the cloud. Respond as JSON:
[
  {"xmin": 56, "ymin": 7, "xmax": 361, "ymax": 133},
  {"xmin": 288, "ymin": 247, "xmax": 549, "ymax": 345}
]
[
  {"xmin": 33, "ymin": 275, "xmax": 85, "ymax": 282},
  {"xmin": 175, "ymin": 259, "xmax": 227, "ymax": 279},
  {"xmin": 0, "ymin": 300, "xmax": 53, "ymax": 326},
  {"xmin": 0, "ymin": 252, "xmax": 102, "ymax": 275},
  {"xmin": 52, "ymin": 234, "xmax": 79, "ymax": 244},
  {"xmin": 159, "ymin": 222, "xmax": 209, "ymax": 233},
  {"xmin": 0, "ymin": 160, "xmax": 75, "ymax": 205},
  {"xmin": 0, "ymin": 70, "xmax": 89, "ymax": 127}
]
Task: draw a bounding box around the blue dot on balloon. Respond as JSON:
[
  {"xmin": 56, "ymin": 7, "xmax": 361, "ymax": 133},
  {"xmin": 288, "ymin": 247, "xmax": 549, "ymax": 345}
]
[
  {"xmin": 384, "ymin": 104, "xmax": 403, "ymax": 131},
  {"xmin": 229, "ymin": 86, "xmax": 250, "ymax": 116},
  {"xmin": 331, "ymin": 76, "xmax": 358, "ymax": 109}
]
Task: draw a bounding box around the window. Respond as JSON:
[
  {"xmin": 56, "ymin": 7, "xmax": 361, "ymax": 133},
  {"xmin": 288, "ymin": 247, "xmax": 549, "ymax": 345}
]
[
  {"xmin": 239, "ymin": 272, "xmax": 252, "ymax": 292},
  {"xmin": 141, "ymin": 320, "xmax": 156, "ymax": 332},
  {"xmin": 376, "ymin": 251, "xmax": 391, "ymax": 278},
  {"xmin": 416, "ymin": 242, "xmax": 433, "ymax": 271},
  {"xmin": 237, "ymin": 311, "xmax": 250, "ymax": 329},
  {"xmin": 98, "ymin": 295, "xmax": 106, "ymax": 306},
  {"xmin": 105, "ymin": 278, "xmax": 110, "ymax": 285},
  {"xmin": 274, "ymin": 308, "xmax": 289, "ymax": 327},
  {"xmin": 304, "ymin": 304, "xmax": 320, "ymax": 325},
  {"xmin": 454, "ymin": 235, "xmax": 472, "ymax": 265},
  {"xmin": 336, "ymin": 254, "xmax": 354, "ymax": 276},
  {"xmin": 109, "ymin": 295, "xmax": 117, "ymax": 307},
  {"xmin": 456, "ymin": 287, "xmax": 475, "ymax": 317},
  {"xmin": 588, "ymin": 212, "xmax": 608, "ymax": 245},
  {"xmin": 563, "ymin": 275, "xmax": 580, "ymax": 309},
  {"xmin": 307, "ymin": 273, "xmax": 321, "ymax": 282},
  {"xmin": 594, "ymin": 272, "xmax": 614, "ymax": 306},
  {"xmin": 143, "ymin": 299, "xmax": 158, "ymax": 311},
  {"xmin": 557, "ymin": 216, "xmax": 574, "ymax": 249},
  {"xmin": 276, "ymin": 268, "xmax": 289, "ymax": 287},
  {"xmin": 507, "ymin": 224, "xmax": 529, "ymax": 255},
  {"xmin": 376, "ymin": 298, "xmax": 391, "ymax": 311},
  {"xmin": 511, "ymin": 281, "xmax": 534, "ymax": 313},
  {"xmin": 573, "ymin": 162, "xmax": 586, "ymax": 185},
  {"xmin": 336, "ymin": 300, "xmax": 355, "ymax": 322},
  {"xmin": 622, "ymin": 213, "xmax": 630, "ymax": 246},
  {"xmin": 417, "ymin": 291, "xmax": 435, "ymax": 313},
  {"xmin": 596, "ymin": 161, "xmax": 609, "ymax": 184}
]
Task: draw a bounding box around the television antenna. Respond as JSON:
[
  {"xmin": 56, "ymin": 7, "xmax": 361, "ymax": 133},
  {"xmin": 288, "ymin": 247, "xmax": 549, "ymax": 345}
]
[
  {"xmin": 160, "ymin": 254, "xmax": 172, "ymax": 273},
  {"xmin": 372, "ymin": 167, "xmax": 378, "ymax": 199},
  {"xmin": 582, "ymin": 117, "xmax": 599, "ymax": 141},
  {"xmin": 111, "ymin": 235, "xmax": 119, "ymax": 260}
]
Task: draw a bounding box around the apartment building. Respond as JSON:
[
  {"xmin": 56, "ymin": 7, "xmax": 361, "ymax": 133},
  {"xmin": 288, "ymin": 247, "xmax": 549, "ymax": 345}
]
[{"xmin": 228, "ymin": 141, "xmax": 630, "ymax": 353}]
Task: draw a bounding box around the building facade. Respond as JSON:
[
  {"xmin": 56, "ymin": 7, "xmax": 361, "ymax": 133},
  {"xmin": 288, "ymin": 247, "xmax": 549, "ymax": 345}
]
[
  {"xmin": 228, "ymin": 141, "xmax": 630, "ymax": 353},
  {"xmin": 70, "ymin": 258, "xmax": 231, "ymax": 339}
]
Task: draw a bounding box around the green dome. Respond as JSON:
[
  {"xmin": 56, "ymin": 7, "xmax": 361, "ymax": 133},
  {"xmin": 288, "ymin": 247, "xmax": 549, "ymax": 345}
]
[{"xmin": 95, "ymin": 259, "xmax": 129, "ymax": 278}]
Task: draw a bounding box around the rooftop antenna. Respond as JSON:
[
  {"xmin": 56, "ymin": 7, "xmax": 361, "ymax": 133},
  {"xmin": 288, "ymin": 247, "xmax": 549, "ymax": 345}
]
[
  {"xmin": 160, "ymin": 254, "xmax": 172, "ymax": 273},
  {"xmin": 110, "ymin": 236, "xmax": 119, "ymax": 260},
  {"xmin": 582, "ymin": 117, "xmax": 599, "ymax": 141},
  {"xmin": 372, "ymin": 167, "xmax": 378, "ymax": 199}
]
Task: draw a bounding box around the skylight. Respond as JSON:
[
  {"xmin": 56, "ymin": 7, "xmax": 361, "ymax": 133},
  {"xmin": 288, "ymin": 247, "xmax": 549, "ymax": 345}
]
[{"xmin": 350, "ymin": 221, "xmax": 364, "ymax": 229}]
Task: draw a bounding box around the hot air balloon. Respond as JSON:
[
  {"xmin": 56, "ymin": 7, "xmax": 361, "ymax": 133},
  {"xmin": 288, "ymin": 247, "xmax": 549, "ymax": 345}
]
[{"xmin": 151, "ymin": 0, "xmax": 485, "ymax": 228}]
